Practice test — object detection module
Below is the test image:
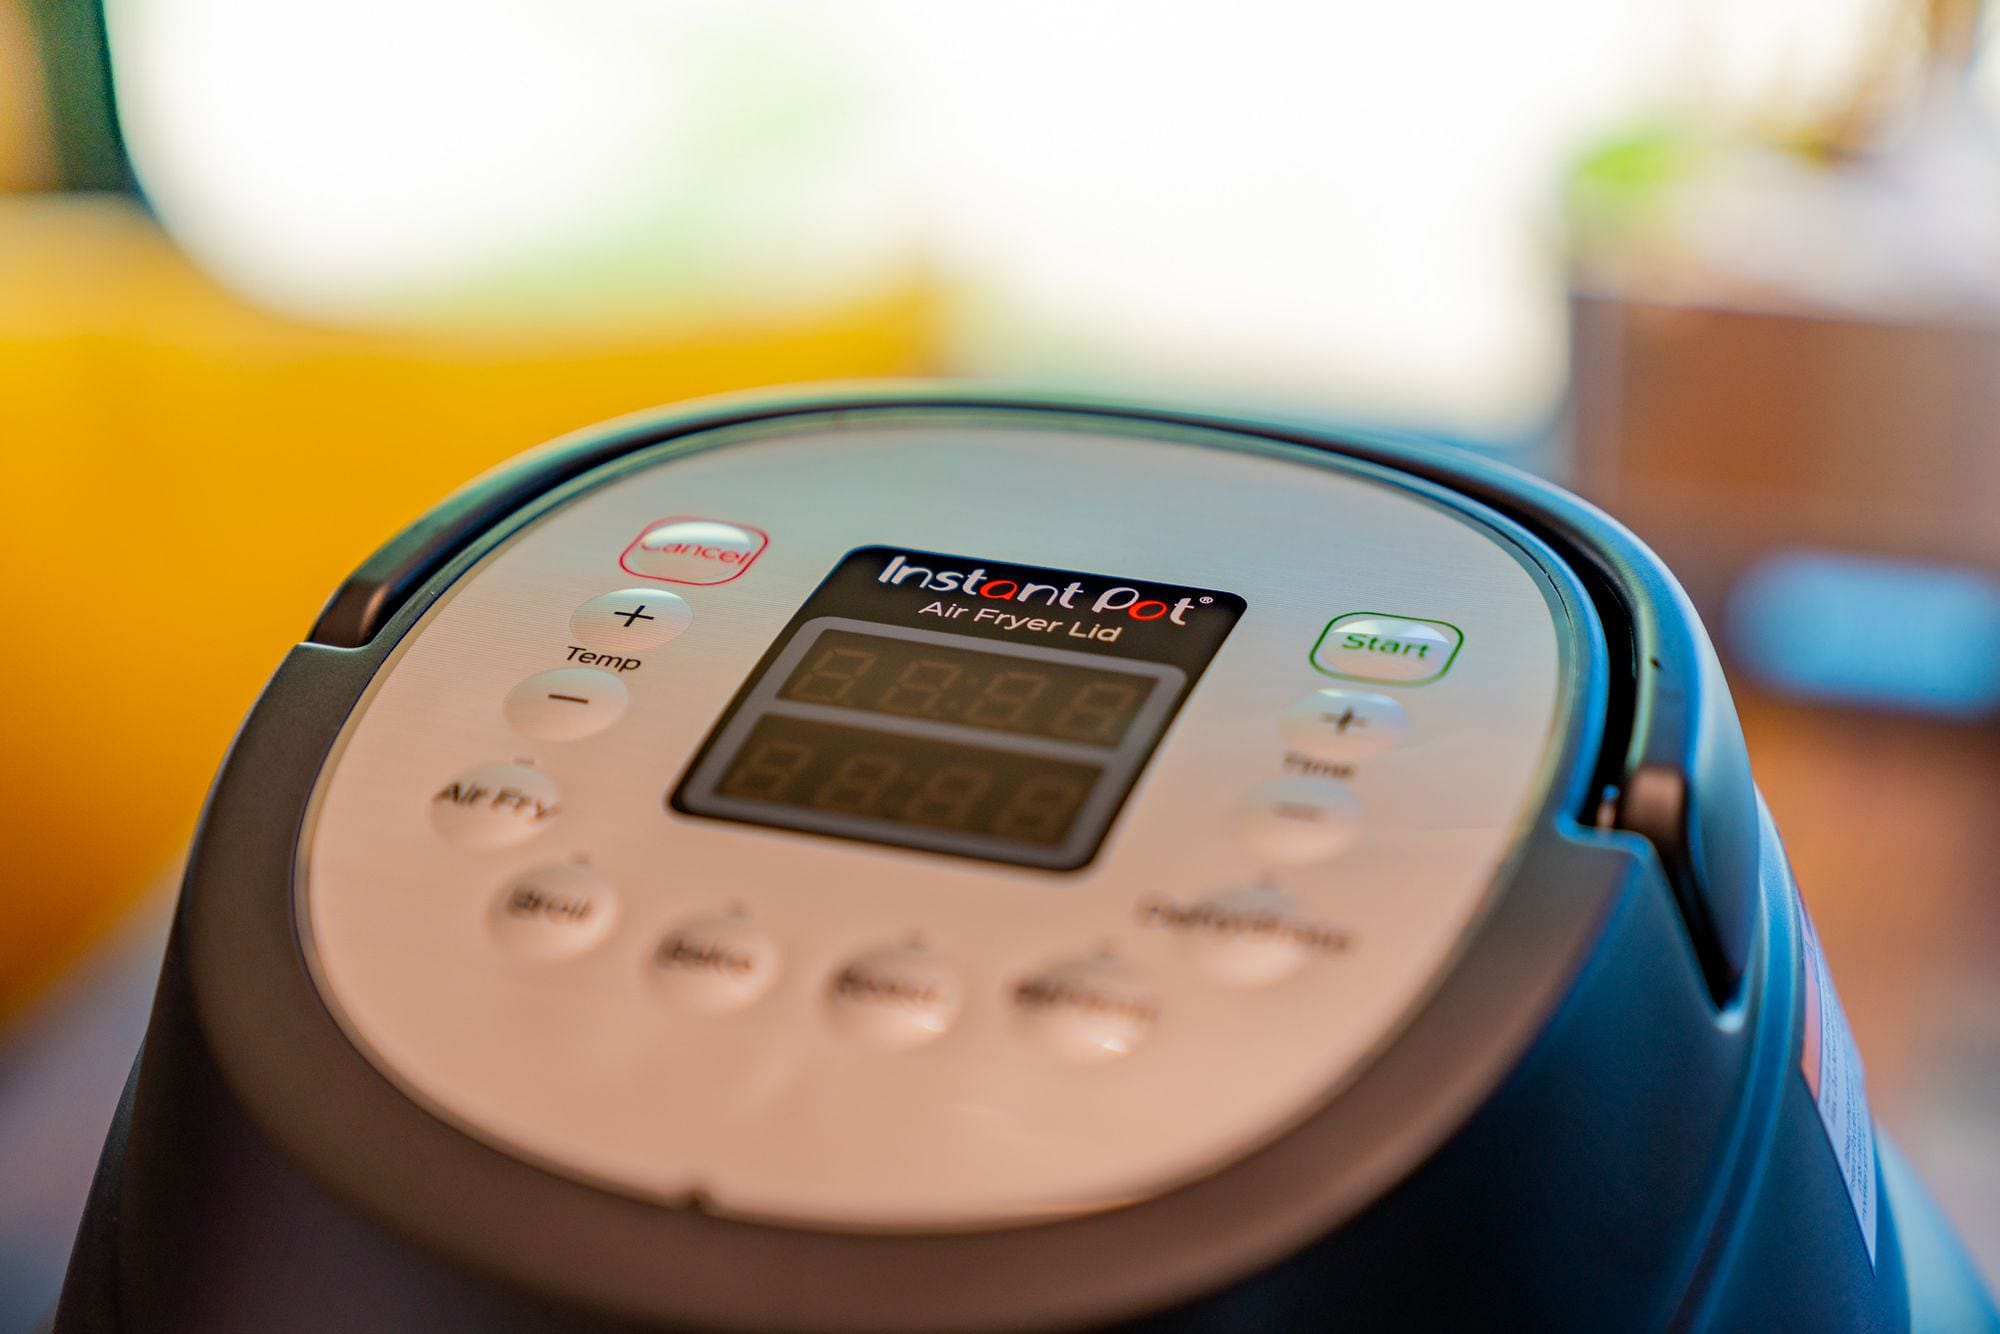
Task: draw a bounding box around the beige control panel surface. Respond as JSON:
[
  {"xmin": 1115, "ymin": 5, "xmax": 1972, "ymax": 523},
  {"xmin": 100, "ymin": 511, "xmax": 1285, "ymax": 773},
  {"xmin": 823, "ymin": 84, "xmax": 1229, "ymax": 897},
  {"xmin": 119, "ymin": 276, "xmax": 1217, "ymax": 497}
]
[{"xmin": 300, "ymin": 414, "xmax": 1571, "ymax": 1229}]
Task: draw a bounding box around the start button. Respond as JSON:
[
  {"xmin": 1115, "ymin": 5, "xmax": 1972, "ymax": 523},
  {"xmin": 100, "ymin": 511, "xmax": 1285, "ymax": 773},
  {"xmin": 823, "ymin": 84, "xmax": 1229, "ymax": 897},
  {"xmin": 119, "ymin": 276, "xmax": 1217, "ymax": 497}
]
[
  {"xmin": 1311, "ymin": 612, "xmax": 1462, "ymax": 685},
  {"xmin": 620, "ymin": 517, "xmax": 768, "ymax": 585}
]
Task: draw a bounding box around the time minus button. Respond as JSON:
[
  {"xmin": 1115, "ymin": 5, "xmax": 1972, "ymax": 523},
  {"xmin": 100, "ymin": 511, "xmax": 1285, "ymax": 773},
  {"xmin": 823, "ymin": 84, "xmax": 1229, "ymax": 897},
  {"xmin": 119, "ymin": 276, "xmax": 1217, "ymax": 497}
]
[{"xmin": 1239, "ymin": 776, "xmax": 1361, "ymax": 867}]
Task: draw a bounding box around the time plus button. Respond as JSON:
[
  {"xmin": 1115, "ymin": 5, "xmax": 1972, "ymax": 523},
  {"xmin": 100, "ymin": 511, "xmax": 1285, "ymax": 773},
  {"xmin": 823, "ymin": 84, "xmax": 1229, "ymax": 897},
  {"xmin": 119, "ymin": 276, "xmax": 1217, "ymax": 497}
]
[{"xmin": 1279, "ymin": 688, "xmax": 1407, "ymax": 761}]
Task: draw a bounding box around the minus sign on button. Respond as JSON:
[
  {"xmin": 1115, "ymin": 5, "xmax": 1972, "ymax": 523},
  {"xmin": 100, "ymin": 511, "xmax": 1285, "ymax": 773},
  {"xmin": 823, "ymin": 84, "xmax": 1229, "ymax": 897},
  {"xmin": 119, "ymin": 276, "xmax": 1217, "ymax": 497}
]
[{"xmin": 547, "ymin": 694, "xmax": 592, "ymax": 704}]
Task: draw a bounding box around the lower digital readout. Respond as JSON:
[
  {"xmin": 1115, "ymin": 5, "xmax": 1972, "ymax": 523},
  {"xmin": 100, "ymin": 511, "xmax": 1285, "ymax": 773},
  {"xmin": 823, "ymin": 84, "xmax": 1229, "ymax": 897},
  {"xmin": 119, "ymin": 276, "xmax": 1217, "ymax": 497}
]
[{"xmin": 716, "ymin": 716, "xmax": 1100, "ymax": 847}]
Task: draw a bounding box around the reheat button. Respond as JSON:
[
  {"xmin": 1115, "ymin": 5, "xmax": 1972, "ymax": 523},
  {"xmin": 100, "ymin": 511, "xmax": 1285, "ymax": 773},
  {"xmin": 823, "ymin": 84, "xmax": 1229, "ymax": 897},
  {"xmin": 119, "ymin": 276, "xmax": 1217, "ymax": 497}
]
[
  {"xmin": 620, "ymin": 518, "xmax": 767, "ymax": 586},
  {"xmin": 1012, "ymin": 958, "xmax": 1158, "ymax": 1062}
]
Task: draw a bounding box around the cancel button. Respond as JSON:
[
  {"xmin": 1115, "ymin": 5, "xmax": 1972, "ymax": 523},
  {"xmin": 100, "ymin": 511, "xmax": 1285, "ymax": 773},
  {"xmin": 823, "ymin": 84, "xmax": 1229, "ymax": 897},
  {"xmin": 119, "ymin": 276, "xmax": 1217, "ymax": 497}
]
[{"xmin": 1311, "ymin": 613, "xmax": 1462, "ymax": 685}]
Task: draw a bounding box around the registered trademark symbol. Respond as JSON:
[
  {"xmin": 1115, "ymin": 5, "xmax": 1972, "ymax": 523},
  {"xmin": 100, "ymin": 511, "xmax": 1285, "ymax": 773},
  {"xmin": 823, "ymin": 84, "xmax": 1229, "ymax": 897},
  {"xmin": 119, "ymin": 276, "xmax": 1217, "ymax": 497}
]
[{"xmin": 1200, "ymin": 596, "xmax": 1213, "ymax": 603}]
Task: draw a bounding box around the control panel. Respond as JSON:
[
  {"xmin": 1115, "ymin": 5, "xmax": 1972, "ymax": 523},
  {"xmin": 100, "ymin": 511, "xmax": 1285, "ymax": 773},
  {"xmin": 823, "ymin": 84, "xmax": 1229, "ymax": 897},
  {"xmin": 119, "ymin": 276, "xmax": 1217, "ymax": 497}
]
[{"xmin": 300, "ymin": 413, "xmax": 1572, "ymax": 1229}]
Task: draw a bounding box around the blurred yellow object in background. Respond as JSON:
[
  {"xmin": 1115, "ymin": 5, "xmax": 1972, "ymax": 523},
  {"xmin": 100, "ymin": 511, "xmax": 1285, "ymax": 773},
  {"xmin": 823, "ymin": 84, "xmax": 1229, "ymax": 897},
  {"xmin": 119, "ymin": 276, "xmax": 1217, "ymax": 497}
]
[{"xmin": 0, "ymin": 193, "xmax": 934, "ymax": 1020}]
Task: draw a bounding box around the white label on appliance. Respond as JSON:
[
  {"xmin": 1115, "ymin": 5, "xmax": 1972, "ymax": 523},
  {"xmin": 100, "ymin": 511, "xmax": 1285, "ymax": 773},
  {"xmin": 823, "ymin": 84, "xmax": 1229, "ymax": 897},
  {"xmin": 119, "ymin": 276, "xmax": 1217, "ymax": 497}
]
[{"xmin": 1798, "ymin": 900, "xmax": 1877, "ymax": 1268}]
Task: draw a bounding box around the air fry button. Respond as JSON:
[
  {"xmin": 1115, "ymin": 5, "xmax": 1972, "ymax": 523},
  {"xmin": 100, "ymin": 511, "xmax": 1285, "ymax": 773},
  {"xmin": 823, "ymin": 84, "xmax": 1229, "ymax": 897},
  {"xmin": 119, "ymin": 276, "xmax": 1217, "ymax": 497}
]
[
  {"xmin": 620, "ymin": 517, "xmax": 767, "ymax": 586},
  {"xmin": 1311, "ymin": 613, "xmax": 1462, "ymax": 685},
  {"xmin": 430, "ymin": 763, "xmax": 560, "ymax": 849}
]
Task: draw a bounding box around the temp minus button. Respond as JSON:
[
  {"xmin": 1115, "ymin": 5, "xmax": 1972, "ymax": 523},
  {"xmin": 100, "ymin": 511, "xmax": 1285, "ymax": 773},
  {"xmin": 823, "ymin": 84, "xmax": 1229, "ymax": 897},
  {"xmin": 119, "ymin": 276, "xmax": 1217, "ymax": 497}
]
[{"xmin": 504, "ymin": 667, "xmax": 630, "ymax": 741}]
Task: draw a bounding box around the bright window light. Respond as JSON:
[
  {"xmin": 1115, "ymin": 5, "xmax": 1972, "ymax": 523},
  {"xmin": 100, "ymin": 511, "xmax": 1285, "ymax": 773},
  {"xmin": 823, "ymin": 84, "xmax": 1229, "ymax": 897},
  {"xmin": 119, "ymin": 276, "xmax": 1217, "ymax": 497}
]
[{"xmin": 108, "ymin": 0, "xmax": 1901, "ymax": 429}]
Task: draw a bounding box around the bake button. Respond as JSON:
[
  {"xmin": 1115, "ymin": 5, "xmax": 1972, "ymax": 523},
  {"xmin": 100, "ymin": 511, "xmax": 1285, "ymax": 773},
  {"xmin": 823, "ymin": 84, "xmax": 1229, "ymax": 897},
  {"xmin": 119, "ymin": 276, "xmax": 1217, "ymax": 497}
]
[
  {"xmin": 827, "ymin": 945, "xmax": 961, "ymax": 1048},
  {"xmin": 1278, "ymin": 688, "xmax": 1408, "ymax": 762},
  {"xmin": 1142, "ymin": 888, "xmax": 1352, "ymax": 988},
  {"xmin": 430, "ymin": 763, "xmax": 560, "ymax": 849},
  {"xmin": 489, "ymin": 864, "xmax": 617, "ymax": 959},
  {"xmin": 504, "ymin": 667, "xmax": 630, "ymax": 741},
  {"xmin": 1239, "ymin": 776, "xmax": 1360, "ymax": 866},
  {"xmin": 620, "ymin": 518, "xmax": 768, "ymax": 586},
  {"xmin": 650, "ymin": 915, "xmax": 781, "ymax": 1013},
  {"xmin": 1012, "ymin": 958, "xmax": 1158, "ymax": 1062},
  {"xmin": 570, "ymin": 588, "xmax": 692, "ymax": 654},
  {"xmin": 1311, "ymin": 613, "xmax": 1462, "ymax": 685}
]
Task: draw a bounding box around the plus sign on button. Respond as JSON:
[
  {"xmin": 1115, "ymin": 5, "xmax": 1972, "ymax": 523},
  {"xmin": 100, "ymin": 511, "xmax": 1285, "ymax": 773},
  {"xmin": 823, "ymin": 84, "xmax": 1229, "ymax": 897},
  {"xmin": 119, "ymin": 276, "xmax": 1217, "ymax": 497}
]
[
  {"xmin": 620, "ymin": 517, "xmax": 768, "ymax": 585},
  {"xmin": 571, "ymin": 588, "xmax": 692, "ymax": 654},
  {"xmin": 1279, "ymin": 688, "xmax": 1408, "ymax": 762}
]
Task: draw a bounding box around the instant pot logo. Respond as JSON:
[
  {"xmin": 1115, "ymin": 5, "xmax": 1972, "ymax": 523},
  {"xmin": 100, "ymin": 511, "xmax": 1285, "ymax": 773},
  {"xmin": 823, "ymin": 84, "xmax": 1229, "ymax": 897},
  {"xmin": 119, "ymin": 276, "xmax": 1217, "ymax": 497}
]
[{"xmin": 878, "ymin": 552, "xmax": 1215, "ymax": 625}]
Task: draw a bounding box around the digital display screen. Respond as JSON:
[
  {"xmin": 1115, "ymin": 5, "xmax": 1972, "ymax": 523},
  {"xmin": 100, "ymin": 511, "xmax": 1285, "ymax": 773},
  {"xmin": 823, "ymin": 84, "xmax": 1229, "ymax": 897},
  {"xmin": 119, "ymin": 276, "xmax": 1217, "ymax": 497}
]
[
  {"xmin": 715, "ymin": 715, "xmax": 1102, "ymax": 847},
  {"xmin": 776, "ymin": 629, "xmax": 1153, "ymax": 747},
  {"xmin": 673, "ymin": 547, "xmax": 1245, "ymax": 870}
]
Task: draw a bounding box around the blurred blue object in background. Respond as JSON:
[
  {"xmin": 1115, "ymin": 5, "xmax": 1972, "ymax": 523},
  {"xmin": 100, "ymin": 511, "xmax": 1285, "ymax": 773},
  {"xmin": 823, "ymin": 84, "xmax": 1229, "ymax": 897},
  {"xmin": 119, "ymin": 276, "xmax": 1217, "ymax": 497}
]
[{"xmin": 1728, "ymin": 550, "xmax": 2000, "ymax": 716}]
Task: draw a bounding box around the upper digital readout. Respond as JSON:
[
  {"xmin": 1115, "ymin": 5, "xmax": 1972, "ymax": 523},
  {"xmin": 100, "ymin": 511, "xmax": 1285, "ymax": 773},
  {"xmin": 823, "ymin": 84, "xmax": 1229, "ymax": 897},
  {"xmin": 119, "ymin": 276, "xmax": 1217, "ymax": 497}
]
[
  {"xmin": 776, "ymin": 629, "xmax": 1155, "ymax": 748},
  {"xmin": 672, "ymin": 547, "xmax": 1246, "ymax": 870}
]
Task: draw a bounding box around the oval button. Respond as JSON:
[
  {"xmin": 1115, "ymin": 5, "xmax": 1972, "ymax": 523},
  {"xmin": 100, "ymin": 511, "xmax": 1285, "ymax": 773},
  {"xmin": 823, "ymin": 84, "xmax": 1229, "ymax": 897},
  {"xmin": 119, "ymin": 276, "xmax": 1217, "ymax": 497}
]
[
  {"xmin": 1012, "ymin": 957, "xmax": 1158, "ymax": 1063},
  {"xmin": 1239, "ymin": 776, "xmax": 1360, "ymax": 867},
  {"xmin": 1142, "ymin": 888, "xmax": 1352, "ymax": 988},
  {"xmin": 504, "ymin": 667, "xmax": 629, "ymax": 741},
  {"xmin": 570, "ymin": 588, "xmax": 692, "ymax": 655},
  {"xmin": 1311, "ymin": 613, "xmax": 1462, "ymax": 685},
  {"xmin": 430, "ymin": 763, "xmax": 560, "ymax": 850},
  {"xmin": 651, "ymin": 915, "xmax": 782, "ymax": 1013},
  {"xmin": 1278, "ymin": 688, "xmax": 1407, "ymax": 763},
  {"xmin": 827, "ymin": 945, "xmax": 961, "ymax": 1049},
  {"xmin": 489, "ymin": 864, "xmax": 617, "ymax": 959},
  {"xmin": 620, "ymin": 518, "xmax": 768, "ymax": 586}
]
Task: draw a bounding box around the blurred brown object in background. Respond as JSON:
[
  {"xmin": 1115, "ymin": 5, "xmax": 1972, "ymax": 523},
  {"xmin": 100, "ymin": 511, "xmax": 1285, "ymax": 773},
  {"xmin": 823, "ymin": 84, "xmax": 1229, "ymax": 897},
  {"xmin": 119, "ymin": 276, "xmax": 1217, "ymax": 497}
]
[
  {"xmin": 0, "ymin": 0, "xmax": 58, "ymax": 190},
  {"xmin": 1569, "ymin": 294, "xmax": 2000, "ymax": 615}
]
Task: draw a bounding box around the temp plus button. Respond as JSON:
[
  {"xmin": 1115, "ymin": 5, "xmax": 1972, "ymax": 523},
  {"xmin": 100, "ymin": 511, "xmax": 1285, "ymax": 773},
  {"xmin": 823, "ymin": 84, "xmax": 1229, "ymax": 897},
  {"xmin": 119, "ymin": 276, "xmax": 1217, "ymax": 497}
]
[
  {"xmin": 1311, "ymin": 613, "xmax": 1463, "ymax": 685},
  {"xmin": 571, "ymin": 588, "xmax": 691, "ymax": 654}
]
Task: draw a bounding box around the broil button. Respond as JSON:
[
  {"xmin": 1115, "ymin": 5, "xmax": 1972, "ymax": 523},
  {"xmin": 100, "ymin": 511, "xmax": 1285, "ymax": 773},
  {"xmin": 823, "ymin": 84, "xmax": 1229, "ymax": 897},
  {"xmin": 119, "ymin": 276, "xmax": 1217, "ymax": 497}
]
[{"xmin": 489, "ymin": 864, "xmax": 617, "ymax": 959}]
